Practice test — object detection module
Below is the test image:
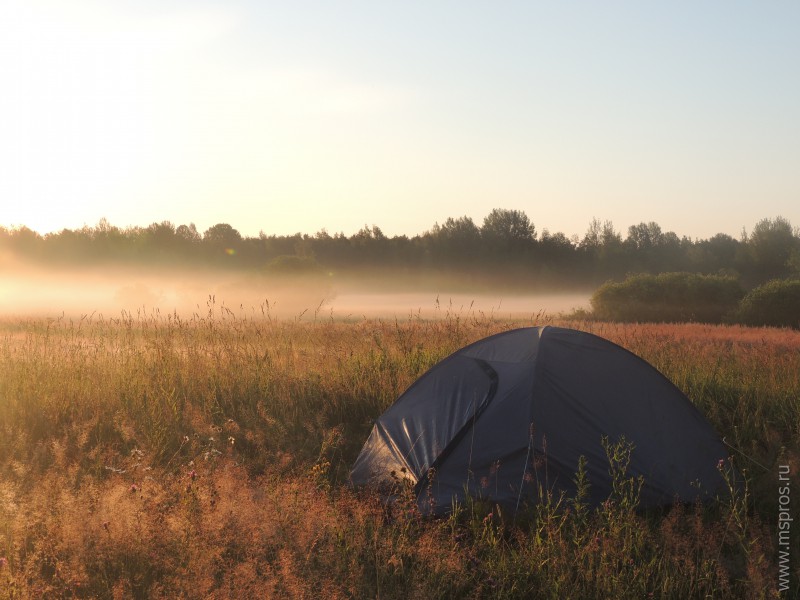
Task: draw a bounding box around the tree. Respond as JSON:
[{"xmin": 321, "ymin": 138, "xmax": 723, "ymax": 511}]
[
  {"xmin": 7, "ymin": 226, "xmax": 42, "ymax": 258},
  {"xmin": 580, "ymin": 218, "xmax": 604, "ymax": 252},
  {"xmin": 747, "ymin": 216, "xmax": 796, "ymax": 281},
  {"xmin": 688, "ymin": 233, "xmax": 740, "ymax": 274},
  {"xmin": 146, "ymin": 221, "xmax": 177, "ymax": 252},
  {"xmin": 427, "ymin": 216, "xmax": 481, "ymax": 266},
  {"xmin": 580, "ymin": 218, "xmax": 625, "ymax": 279},
  {"xmin": 432, "ymin": 216, "xmax": 481, "ymax": 243},
  {"xmin": 600, "ymin": 221, "xmax": 622, "ymax": 248},
  {"xmin": 203, "ymin": 223, "xmax": 242, "ymax": 248},
  {"xmin": 537, "ymin": 229, "xmax": 577, "ymax": 281},
  {"xmin": 539, "ymin": 229, "xmax": 575, "ymax": 256},
  {"xmin": 202, "ymin": 223, "xmax": 243, "ymax": 264},
  {"xmin": 348, "ymin": 225, "xmax": 390, "ymax": 265},
  {"xmin": 87, "ymin": 218, "xmax": 127, "ymax": 260},
  {"xmin": 481, "ymin": 208, "xmax": 536, "ymax": 255},
  {"xmin": 623, "ymin": 222, "xmax": 692, "ymax": 273},
  {"xmin": 352, "ymin": 225, "xmax": 386, "ymax": 243},
  {"xmin": 625, "ymin": 222, "xmax": 663, "ymax": 250},
  {"xmin": 176, "ymin": 223, "xmax": 201, "ymax": 243}
]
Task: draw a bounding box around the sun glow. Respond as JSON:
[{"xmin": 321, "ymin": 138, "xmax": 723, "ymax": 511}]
[
  {"xmin": 0, "ymin": 0, "xmax": 238, "ymax": 233},
  {"xmin": 0, "ymin": 1, "xmax": 797, "ymax": 241}
]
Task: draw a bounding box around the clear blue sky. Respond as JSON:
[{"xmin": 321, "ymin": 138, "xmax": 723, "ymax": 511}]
[{"xmin": 1, "ymin": 0, "xmax": 798, "ymax": 240}]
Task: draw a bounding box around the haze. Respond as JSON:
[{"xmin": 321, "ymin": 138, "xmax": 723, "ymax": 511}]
[{"xmin": 0, "ymin": 255, "xmax": 587, "ymax": 321}]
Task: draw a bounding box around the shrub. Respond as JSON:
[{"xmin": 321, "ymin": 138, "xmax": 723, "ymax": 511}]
[
  {"xmin": 265, "ymin": 254, "xmax": 324, "ymax": 276},
  {"xmin": 735, "ymin": 278, "xmax": 800, "ymax": 329},
  {"xmin": 590, "ymin": 272, "xmax": 744, "ymax": 323}
]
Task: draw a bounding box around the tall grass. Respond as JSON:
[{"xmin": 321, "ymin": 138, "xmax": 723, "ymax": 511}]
[{"xmin": 0, "ymin": 303, "xmax": 797, "ymax": 598}]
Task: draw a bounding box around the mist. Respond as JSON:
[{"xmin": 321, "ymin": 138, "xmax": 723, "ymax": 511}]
[{"xmin": 0, "ymin": 256, "xmax": 589, "ymax": 320}]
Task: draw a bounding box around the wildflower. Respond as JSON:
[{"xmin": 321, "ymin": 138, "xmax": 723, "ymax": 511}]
[
  {"xmin": 483, "ymin": 512, "xmax": 493, "ymax": 524},
  {"xmin": 717, "ymin": 458, "xmax": 725, "ymax": 470},
  {"xmin": 189, "ymin": 469, "xmax": 197, "ymax": 480},
  {"xmin": 204, "ymin": 449, "xmax": 222, "ymax": 461},
  {"xmin": 130, "ymin": 483, "xmax": 139, "ymax": 493},
  {"xmin": 228, "ymin": 436, "xmax": 235, "ymax": 446},
  {"xmin": 182, "ymin": 435, "xmax": 190, "ymax": 443}
]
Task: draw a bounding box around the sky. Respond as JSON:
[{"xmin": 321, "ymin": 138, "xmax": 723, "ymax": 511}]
[{"xmin": 1, "ymin": 0, "xmax": 798, "ymax": 242}]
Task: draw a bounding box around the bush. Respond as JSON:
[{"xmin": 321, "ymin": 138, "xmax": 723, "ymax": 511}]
[
  {"xmin": 735, "ymin": 279, "xmax": 800, "ymax": 329},
  {"xmin": 265, "ymin": 254, "xmax": 324, "ymax": 276},
  {"xmin": 590, "ymin": 272, "xmax": 744, "ymax": 323}
]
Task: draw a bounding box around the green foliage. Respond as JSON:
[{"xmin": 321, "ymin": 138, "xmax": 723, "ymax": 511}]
[
  {"xmin": 590, "ymin": 272, "xmax": 744, "ymax": 323},
  {"xmin": 427, "ymin": 216, "xmax": 481, "ymax": 267},
  {"xmin": 481, "ymin": 208, "xmax": 536, "ymax": 245},
  {"xmin": 747, "ymin": 216, "xmax": 797, "ymax": 280},
  {"xmin": 626, "ymin": 221, "xmax": 664, "ymax": 250},
  {"xmin": 203, "ymin": 222, "xmax": 242, "ymax": 247},
  {"xmin": 3, "ymin": 214, "xmax": 799, "ymax": 290},
  {"xmin": 265, "ymin": 254, "xmax": 324, "ymax": 276},
  {"xmin": 735, "ymin": 278, "xmax": 800, "ymax": 329}
]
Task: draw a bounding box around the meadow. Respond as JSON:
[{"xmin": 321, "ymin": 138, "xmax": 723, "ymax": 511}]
[{"xmin": 0, "ymin": 300, "xmax": 798, "ymax": 598}]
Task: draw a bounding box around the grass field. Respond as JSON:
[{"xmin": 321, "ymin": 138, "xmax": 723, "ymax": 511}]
[{"xmin": 0, "ymin": 301, "xmax": 798, "ymax": 598}]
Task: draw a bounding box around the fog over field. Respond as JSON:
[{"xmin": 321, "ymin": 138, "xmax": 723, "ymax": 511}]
[
  {"xmin": 329, "ymin": 292, "xmax": 588, "ymax": 320},
  {"xmin": 0, "ymin": 257, "xmax": 589, "ymax": 320}
]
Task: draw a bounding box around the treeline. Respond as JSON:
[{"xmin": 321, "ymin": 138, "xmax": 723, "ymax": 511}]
[{"xmin": 1, "ymin": 210, "xmax": 798, "ymax": 289}]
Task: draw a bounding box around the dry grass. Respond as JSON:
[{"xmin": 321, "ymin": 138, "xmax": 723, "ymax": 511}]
[{"xmin": 0, "ymin": 302, "xmax": 797, "ymax": 598}]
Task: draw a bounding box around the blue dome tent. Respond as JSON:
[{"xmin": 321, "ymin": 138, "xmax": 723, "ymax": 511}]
[{"xmin": 350, "ymin": 326, "xmax": 728, "ymax": 515}]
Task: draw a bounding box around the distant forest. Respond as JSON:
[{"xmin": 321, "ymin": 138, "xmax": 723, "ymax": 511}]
[{"xmin": 2, "ymin": 210, "xmax": 798, "ymax": 290}]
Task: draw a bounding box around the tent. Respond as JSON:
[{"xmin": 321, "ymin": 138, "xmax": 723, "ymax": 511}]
[{"xmin": 350, "ymin": 326, "xmax": 728, "ymax": 515}]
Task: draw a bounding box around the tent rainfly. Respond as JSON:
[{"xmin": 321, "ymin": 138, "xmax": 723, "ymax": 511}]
[{"xmin": 350, "ymin": 326, "xmax": 728, "ymax": 515}]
